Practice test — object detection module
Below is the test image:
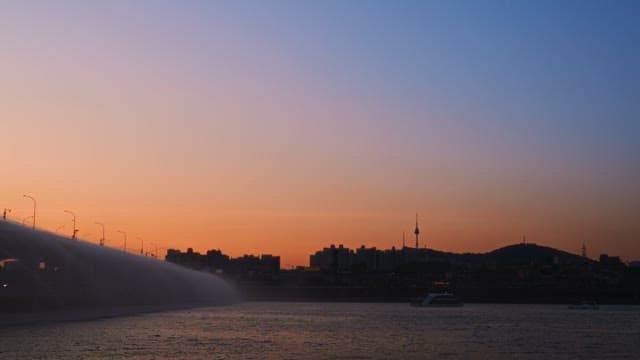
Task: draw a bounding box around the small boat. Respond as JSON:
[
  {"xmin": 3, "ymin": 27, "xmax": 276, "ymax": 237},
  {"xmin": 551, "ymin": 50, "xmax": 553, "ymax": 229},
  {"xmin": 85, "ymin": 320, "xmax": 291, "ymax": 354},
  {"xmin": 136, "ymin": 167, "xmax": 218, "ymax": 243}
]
[
  {"xmin": 568, "ymin": 300, "xmax": 599, "ymax": 310},
  {"xmin": 410, "ymin": 292, "xmax": 463, "ymax": 307}
]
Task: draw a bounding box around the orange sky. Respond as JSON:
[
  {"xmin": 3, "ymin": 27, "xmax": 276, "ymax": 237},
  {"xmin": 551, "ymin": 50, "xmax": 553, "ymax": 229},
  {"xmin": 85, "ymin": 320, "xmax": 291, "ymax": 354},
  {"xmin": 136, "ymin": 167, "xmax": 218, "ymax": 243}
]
[{"xmin": 2, "ymin": 2, "xmax": 639, "ymax": 266}]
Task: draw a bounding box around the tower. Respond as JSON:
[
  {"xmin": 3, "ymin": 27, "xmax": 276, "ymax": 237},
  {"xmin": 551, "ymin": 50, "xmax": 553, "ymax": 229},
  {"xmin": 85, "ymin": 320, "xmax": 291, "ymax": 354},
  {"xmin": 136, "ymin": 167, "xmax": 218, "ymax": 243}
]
[
  {"xmin": 414, "ymin": 213, "xmax": 420, "ymax": 249},
  {"xmin": 581, "ymin": 243, "xmax": 587, "ymax": 258}
]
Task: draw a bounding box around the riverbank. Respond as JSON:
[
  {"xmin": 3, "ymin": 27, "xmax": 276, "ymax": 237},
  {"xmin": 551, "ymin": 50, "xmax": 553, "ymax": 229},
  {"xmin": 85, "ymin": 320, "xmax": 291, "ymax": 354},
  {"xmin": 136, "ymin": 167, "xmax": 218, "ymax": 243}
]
[{"xmin": 235, "ymin": 284, "xmax": 640, "ymax": 304}]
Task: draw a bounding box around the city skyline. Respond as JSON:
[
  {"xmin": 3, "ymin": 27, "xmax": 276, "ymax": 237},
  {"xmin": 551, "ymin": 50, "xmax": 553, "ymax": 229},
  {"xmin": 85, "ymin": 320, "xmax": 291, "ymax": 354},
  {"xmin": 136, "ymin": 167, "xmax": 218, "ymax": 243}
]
[
  {"xmin": 2, "ymin": 1, "xmax": 639, "ymax": 267},
  {"xmin": 0, "ymin": 205, "xmax": 630, "ymax": 267}
]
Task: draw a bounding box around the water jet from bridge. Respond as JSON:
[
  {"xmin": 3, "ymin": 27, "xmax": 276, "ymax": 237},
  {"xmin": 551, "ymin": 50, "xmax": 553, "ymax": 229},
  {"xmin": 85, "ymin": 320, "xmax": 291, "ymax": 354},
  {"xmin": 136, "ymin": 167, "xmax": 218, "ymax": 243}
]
[{"xmin": 0, "ymin": 220, "xmax": 238, "ymax": 313}]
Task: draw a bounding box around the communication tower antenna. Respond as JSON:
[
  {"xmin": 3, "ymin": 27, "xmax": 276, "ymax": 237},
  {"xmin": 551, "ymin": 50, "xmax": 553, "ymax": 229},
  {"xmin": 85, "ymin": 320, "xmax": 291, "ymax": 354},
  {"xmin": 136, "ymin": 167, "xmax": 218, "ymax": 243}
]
[{"xmin": 414, "ymin": 213, "xmax": 420, "ymax": 249}]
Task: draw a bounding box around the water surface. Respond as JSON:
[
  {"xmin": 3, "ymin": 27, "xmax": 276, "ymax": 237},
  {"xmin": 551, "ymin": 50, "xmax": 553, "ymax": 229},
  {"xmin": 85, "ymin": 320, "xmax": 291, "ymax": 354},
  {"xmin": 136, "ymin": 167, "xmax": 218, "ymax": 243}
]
[{"xmin": 1, "ymin": 302, "xmax": 638, "ymax": 359}]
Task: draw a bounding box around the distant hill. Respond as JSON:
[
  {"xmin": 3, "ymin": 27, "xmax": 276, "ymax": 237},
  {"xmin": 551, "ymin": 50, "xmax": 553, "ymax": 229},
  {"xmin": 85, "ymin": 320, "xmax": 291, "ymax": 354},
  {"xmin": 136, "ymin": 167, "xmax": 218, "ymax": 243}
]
[
  {"xmin": 485, "ymin": 243, "xmax": 592, "ymax": 266},
  {"xmin": 414, "ymin": 243, "xmax": 592, "ymax": 267}
]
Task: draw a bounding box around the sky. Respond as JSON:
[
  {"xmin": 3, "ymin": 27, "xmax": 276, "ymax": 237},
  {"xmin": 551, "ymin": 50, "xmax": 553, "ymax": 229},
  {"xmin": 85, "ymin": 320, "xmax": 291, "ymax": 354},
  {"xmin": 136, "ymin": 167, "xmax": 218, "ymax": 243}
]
[{"xmin": 1, "ymin": 1, "xmax": 639, "ymax": 267}]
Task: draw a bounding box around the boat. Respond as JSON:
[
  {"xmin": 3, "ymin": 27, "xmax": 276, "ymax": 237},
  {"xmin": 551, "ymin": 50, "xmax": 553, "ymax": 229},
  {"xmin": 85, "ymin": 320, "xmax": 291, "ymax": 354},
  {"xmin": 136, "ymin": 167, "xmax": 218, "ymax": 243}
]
[
  {"xmin": 568, "ymin": 300, "xmax": 599, "ymax": 310},
  {"xmin": 410, "ymin": 292, "xmax": 463, "ymax": 307}
]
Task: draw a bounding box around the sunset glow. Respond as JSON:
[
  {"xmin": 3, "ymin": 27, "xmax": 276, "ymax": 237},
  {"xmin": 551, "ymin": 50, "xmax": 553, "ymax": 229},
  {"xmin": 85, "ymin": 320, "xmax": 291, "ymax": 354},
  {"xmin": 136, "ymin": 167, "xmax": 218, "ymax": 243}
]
[{"xmin": 2, "ymin": 1, "xmax": 638, "ymax": 266}]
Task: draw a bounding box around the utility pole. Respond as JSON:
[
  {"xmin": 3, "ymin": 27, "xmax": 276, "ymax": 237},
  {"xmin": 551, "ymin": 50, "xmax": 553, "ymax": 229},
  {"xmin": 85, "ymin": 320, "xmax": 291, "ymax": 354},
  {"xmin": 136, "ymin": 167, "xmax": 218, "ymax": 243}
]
[{"xmin": 23, "ymin": 194, "xmax": 36, "ymax": 229}]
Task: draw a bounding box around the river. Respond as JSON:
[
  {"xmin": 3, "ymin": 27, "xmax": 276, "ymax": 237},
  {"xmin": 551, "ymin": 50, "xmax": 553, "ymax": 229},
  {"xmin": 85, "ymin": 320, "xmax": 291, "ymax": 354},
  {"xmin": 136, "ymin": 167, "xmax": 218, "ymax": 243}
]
[{"xmin": 1, "ymin": 302, "xmax": 639, "ymax": 359}]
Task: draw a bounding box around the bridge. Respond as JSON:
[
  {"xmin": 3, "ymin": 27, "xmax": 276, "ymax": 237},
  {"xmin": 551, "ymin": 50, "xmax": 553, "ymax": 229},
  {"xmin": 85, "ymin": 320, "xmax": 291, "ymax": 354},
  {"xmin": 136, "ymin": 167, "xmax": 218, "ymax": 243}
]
[{"xmin": 0, "ymin": 220, "xmax": 237, "ymax": 312}]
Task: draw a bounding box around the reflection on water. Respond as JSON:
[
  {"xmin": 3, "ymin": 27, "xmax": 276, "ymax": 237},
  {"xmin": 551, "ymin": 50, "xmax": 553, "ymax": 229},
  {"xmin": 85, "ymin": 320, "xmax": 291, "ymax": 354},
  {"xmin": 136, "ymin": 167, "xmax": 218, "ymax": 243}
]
[{"xmin": 1, "ymin": 302, "xmax": 639, "ymax": 359}]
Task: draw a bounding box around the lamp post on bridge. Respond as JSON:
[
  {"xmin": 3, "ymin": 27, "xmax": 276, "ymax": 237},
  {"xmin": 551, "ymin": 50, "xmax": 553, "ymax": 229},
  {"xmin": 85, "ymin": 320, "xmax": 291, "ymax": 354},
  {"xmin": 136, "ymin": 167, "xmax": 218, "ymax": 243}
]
[
  {"xmin": 117, "ymin": 230, "xmax": 127, "ymax": 252},
  {"xmin": 156, "ymin": 246, "xmax": 168, "ymax": 260},
  {"xmin": 64, "ymin": 210, "xmax": 78, "ymax": 240},
  {"xmin": 23, "ymin": 194, "xmax": 36, "ymax": 229},
  {"xmin": 95, "ymin": 222, "xmax": 105, "ymax": 246},
  {"xmin": 149, "ymin": 241, "xmax": 159, "ymax": 259},
  {"xmin": 137, "ymin": 237, "xmax": 143, "ymax": 255}
]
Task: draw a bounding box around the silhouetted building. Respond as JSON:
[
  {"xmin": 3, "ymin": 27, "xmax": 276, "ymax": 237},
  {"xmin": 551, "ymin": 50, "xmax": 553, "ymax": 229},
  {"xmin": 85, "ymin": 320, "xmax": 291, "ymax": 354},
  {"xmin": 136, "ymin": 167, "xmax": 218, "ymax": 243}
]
[
  {"xmin": 378, "ymin": 247, "xmax": 402, "ymax": 272},
  {"xmin": 206, "ymin": 249, "xmax": 230, "ymax": 273},
  {"xmin": 310, "ymin": 244, "xmax": 353, "ymax": 273},
  {"xmin": 354, "ymin": 246, "xmax": 378, "ymax": 273},
  {"xmin": 600, "ymin": 254, "xmax": 625, "ymax": 269},
  {"xmin": 166, "ymin": 248, "xmax": 207, "ymax": 270},
  {"xmin": 165, "ymin": 248, "xmax": 279, "ymax": 280},
  {"xmin": 261, "ymin": 254, "xmax": 280, "ymax": 275}
]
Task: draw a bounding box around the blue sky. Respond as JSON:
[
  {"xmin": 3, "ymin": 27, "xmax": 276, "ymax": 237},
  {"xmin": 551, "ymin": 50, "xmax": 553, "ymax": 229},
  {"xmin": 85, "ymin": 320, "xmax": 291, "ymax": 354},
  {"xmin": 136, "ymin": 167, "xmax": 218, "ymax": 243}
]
[{"xmin": 2, "ymin": 1, "xmax": 639, "ymax": 262}]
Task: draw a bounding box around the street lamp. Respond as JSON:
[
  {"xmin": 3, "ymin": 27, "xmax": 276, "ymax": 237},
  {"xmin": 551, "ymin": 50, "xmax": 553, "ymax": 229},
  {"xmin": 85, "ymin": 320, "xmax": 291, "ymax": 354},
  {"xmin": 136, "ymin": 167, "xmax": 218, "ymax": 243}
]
[
  {"xmin": 149, "ymin": 241, "xmax": 159, "ymax": 258},
  {"xmin": 64, "ymin": 210, "xmax": 78, "ymax": 240},
  {"xmin": 2, "ymin": 208, "xmax": 10, "ymax": 220},
  {"xmin": 95, "ymin": 222, "xmax": 105, "ymax": 246},
  {"xmin": 23, "ymin": 194, "xmax": 36, "ymax": 229},
  {"xmin": 117, "ymin": 230, "xmax": 127, "ymax": 251},
  {"xmin": 137, "ymin": 237, "xmax": 143, "ymax": 255}
]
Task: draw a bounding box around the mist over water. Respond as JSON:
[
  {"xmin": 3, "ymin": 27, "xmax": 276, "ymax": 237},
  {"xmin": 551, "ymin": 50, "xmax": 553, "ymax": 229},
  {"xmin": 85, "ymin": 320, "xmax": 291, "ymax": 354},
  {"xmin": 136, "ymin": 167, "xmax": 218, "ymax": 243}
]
[{"xmin": 0, "ymin": 221, "xmax": 238, "ymax": 315}]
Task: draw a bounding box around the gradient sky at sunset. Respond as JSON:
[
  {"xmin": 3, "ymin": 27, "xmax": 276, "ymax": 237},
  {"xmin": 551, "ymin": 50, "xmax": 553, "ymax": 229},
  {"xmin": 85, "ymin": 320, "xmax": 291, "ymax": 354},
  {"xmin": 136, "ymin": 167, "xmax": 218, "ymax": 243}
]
[{"xmin": 2, "ymin": 1, "xmax": 639, "ymax": 266}]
